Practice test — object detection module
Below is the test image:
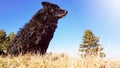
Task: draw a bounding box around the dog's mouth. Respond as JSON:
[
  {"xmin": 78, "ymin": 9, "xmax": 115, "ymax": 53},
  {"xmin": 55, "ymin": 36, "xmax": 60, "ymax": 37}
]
[
  {"xmin": 56, "ymin": 10, "xmax": 68, "ymax": 18},
  {"xmin": 61, "ymin": 10, "xmax": 68, "ymax": 17}
]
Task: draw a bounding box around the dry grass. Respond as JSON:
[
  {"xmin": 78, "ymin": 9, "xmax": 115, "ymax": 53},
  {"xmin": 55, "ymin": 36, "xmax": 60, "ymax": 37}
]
[{"xmin": 0, "ymin": 53, "xmax": 120, "ymax": 68}]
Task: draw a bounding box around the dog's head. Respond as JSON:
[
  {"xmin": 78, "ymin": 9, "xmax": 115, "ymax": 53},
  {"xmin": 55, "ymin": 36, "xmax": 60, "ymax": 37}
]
[{"xmin": 42, "ymin": 2, "xmax": 68, "ymax": 19}]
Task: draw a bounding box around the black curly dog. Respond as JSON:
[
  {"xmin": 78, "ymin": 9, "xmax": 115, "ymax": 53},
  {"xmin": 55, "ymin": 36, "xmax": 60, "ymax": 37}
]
[{"xmin": 1, "ymin": 2, "xmax": 67, "ymax": 56}]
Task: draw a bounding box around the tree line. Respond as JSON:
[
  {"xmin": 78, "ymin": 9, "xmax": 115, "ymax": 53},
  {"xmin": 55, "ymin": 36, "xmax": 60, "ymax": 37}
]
[{"xmin": 0, "ymin": 29, "xmax": 105, "ymax": 57}]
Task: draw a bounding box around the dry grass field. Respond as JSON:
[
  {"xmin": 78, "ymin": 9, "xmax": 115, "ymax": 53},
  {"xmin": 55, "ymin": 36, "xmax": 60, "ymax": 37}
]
[{"xmin": 0, "ymin": 53, "xmax": 120, "ymax": 68}]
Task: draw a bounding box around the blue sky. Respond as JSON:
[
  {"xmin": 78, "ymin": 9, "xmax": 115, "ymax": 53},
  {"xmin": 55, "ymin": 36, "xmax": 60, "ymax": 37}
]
[{"xmin": 0, "ymin": 0, "xmax": 120, "ymax": 58}]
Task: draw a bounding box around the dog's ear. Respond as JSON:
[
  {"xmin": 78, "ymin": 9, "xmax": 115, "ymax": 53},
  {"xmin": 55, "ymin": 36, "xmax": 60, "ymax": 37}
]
[
  {"xmin": 42, "ymin": 2, "xmax": 59, "ymax": 8},
  {"xmin": 42, "ymin": 2, "xmax": 50, "ymax": 8}
]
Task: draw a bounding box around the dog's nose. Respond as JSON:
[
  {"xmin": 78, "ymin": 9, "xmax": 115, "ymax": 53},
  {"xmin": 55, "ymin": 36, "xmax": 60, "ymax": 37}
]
[{"xmin": 65, "ymin": 10, "xmax": 68, "ymax": 14}]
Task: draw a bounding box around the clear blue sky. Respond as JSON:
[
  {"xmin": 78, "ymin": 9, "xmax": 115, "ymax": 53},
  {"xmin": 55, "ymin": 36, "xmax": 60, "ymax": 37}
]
[{"xmin": 0, "ymin": 0, "xmax": 120, "ymax": 58}]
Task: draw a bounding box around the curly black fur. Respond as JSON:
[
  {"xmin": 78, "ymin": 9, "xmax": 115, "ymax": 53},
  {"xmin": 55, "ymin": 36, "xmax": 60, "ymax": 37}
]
[{"xmin": 6, "ymin": 2, "xmax": 67, "ymax": 56}]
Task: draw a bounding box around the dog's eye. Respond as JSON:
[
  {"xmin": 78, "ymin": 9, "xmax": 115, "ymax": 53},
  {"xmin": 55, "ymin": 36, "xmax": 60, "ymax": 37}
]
[{"xmin": 56, "ymin": 8, "xmax": 61, "ymax": 11}]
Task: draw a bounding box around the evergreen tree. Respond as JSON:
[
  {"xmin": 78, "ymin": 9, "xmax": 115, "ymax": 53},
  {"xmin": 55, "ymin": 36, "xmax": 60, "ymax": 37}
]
[
  {"xmin": 79, "ymin": 30, "xmax": 105, "ymax": 57},
  {"xmin": 0, "ymin": 29, "xmax": 15, "ymax": 50},
  {"xmin": 0, "ymin": 29, "xmax": 6, "ymax": 44},
  {"xmin": 0, "ymin": 29, "xmax": 6, "ymax": 49},
  {"xmin": 2, "ymin": 32, "xmax": 15, "ymax": 50},
  {"xmin": 8, "ymin": 32, "xmax": 15, "ymax": 42}
]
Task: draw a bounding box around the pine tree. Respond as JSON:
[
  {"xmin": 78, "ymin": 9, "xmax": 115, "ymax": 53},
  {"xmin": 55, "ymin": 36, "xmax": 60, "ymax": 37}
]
[
  {"xmin": 8, "ymin": 32, "xmax": 15, "ymax": 42},
  {"xmin": 79, "ymin": 30, "xmax": 105, "ymax": 57},
  {"xmin": 0, "ymin": 29, "xmax": 6, "ymax": 44},
  {"xmin": 2, "ymin": 32, "xmax": 15, "ymax": 50},
  {"xmin": 0, "ymin": 29, "xmax": 6, "ymax": 49},
  {"xmin": 0, "ymin": 29, "xmax": 15, "ymax": 50}
]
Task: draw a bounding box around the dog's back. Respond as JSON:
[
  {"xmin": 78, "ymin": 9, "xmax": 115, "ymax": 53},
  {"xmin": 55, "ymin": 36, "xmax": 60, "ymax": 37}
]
[{"xmin": 6, "ymin": 2, "xmax": 67, "ymax": 56}]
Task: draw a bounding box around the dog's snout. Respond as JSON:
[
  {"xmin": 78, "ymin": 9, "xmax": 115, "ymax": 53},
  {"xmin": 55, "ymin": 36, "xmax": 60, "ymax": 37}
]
[{"xmin": 65, "ymin": 10, "xmax": 68, "ymax": 14}]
